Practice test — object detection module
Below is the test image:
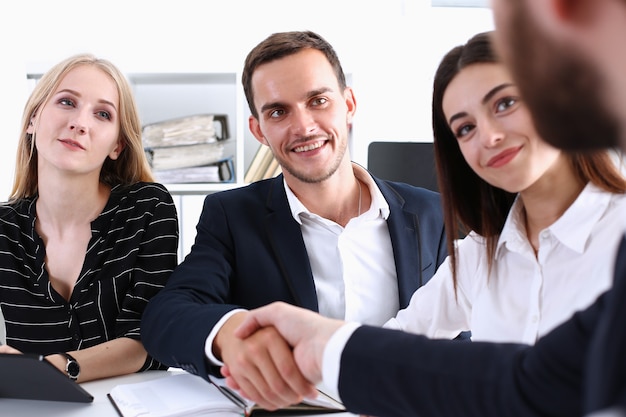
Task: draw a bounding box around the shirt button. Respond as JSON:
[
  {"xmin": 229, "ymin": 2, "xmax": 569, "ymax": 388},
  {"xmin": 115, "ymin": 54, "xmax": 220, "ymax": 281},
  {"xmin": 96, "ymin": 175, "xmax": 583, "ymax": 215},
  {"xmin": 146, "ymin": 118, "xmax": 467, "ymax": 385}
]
[
  {"xmin": 72, "ymin": 334, "xmax": 80, "ymax": 341},
  {"xmin": 531, "ymin": 316, "xmax": 539, "ymax": 323}
]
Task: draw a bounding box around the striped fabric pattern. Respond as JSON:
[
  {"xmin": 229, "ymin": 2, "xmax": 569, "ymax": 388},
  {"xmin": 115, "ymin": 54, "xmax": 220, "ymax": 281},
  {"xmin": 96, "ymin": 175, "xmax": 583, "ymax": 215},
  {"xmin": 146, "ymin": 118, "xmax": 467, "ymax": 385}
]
[{"xmin": 0, "ymin": 182, "xmax": 179, "ymax": 371}]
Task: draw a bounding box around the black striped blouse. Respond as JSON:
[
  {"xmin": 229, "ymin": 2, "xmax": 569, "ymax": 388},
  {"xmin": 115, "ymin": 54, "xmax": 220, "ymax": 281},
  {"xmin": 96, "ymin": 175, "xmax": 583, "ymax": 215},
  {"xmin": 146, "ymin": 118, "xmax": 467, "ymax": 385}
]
[{"xmin": 0, "ymin": 182, "xmax": 179, "ymax": 371}]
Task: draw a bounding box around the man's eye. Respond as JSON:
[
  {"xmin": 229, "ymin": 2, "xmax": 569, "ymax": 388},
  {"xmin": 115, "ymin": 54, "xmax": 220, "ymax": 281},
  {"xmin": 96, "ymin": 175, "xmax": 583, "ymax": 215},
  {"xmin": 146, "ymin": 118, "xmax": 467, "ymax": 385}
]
[
  {"xmin": 312, "ymin": 97, "xmax": 327, "ymax": 106},
  {"xmin": 269, "ymin": 109, "xmax": 284, "ymax": 118}
]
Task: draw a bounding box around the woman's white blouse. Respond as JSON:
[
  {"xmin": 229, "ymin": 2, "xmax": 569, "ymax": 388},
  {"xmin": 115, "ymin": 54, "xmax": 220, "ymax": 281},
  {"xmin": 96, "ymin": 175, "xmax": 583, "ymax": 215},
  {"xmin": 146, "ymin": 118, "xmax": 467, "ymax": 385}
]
[{"xmin": 385, "ymin": 183, "xmax": 626, "ymax": 344}]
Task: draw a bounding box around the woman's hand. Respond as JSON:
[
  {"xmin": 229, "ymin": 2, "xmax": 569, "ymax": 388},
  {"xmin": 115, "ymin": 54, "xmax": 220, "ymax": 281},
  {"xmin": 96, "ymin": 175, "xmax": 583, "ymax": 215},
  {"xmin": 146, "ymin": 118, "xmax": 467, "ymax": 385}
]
[
  {"xmin": 43, "ymin": 338, "xmax": 148, "ymax": 383},
  {"xmin": 0, "ymin": 344, "xmax": 22, "ymax": 354}
]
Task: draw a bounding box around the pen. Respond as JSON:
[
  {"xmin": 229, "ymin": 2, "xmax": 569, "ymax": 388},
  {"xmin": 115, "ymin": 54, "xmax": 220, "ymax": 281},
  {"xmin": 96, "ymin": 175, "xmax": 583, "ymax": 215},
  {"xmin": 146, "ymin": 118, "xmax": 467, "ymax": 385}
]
[{"xmin": 208, "ymin": 378, "xmax": 249, "ymax": 411}]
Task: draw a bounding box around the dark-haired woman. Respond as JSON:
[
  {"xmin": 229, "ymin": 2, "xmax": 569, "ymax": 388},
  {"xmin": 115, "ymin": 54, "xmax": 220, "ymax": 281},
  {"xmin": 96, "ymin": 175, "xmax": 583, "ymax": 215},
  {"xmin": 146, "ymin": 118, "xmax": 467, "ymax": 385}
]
[{"xmin": 385, "ymin": 31, "xmax": 626, "ymax": 344}]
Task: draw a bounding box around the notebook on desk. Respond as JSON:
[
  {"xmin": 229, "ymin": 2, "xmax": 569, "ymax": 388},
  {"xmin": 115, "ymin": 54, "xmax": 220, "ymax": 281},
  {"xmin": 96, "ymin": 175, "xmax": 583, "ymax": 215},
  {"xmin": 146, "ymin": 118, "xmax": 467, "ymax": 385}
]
[
  {"xmin": 107, "ymin": 372, "xmax": 344, "ymax": 417},
  {"xmin": 0, "ymin": 353, "xmax": 94, "ymax": 403}
]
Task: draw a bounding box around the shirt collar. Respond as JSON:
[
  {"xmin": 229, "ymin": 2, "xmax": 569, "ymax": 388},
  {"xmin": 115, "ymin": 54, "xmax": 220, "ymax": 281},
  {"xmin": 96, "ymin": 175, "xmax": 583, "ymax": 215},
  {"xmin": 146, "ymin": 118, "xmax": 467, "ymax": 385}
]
[
  {"xmin": 285, "ymin": 163, "xmax": 390, "ymax": 225},
  {"xmin": 497, "ymin": 182, "xmax": 615, "ymax": 257}
]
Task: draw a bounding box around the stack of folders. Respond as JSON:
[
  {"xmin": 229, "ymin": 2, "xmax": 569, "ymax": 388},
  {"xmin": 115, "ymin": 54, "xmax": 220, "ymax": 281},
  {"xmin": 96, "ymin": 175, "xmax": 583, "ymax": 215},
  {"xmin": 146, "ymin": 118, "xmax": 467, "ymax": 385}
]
[
  {"xmin": 108, "ymin": 372, "xmax": 345, "ymax": 416},
  {"xmin": 143, "ymin": 114, "xmax": 235, "ymax": 183},
  {"xmin": 153, "ymin": 157, "xmax": 235, "ymax": 184},
  {"xmin": 244, "ymin": 144, "xmax": 282, "ymax": 183}
]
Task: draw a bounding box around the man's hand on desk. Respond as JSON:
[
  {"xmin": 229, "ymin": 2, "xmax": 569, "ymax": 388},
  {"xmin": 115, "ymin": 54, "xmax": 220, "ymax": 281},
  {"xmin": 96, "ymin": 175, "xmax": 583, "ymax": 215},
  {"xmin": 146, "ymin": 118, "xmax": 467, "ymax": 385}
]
[
  {"xmin": 224, "ymin": 302, "xmax": 345, "ymax": 405},
  {"xmin": 216, "ymin": 310, "xmax": 317, "ymax": 410}
]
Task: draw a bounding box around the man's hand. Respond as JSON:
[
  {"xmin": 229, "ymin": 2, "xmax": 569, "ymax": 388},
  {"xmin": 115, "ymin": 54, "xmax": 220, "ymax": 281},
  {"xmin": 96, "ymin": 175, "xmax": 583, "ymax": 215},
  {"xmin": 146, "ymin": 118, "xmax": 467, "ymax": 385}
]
[
  {"xmin": 215, "ymin": 311, "xmax": 316, "ymax": 410},
  {"xmin": 231, "ymin": 302, "xmax": 345, "ymax": 385}
]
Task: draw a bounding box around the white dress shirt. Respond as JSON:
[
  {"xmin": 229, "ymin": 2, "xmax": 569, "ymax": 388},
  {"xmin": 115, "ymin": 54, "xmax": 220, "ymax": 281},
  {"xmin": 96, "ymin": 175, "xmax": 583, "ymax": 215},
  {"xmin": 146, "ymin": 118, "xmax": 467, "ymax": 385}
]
[
  {"xmin": 323, "ymin": 321, "xmax": 360, "ymax": 401},
  {"xmin": 205, "ymin": 164, "xmax": 398, "ymax": 364},
  {"xmin": 286, "ymin": 163, "xmax": 398, "ymax": 326},
  {"xmin": 385, "ymin": 183, "xmax": 626, "ymax": 344},
  {"xmin": 323, "ymin": 183, "xmax": 626, "ymax": 400}
]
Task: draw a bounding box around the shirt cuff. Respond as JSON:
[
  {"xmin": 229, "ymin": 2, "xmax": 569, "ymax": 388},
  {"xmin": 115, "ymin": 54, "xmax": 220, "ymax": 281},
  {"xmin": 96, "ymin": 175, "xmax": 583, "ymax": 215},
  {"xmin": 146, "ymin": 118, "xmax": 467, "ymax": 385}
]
[
  {"xmin": 204, "ymin": 309, "xmax": 248, "ymax": 366},
  {"xmin": 321, "ymin": 322, "xmax": 361, "ymax": 401}
]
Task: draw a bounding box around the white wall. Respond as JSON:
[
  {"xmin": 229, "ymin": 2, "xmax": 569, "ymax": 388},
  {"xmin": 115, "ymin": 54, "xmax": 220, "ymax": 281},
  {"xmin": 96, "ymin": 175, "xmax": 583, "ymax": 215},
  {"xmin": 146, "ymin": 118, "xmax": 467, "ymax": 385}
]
[{"xmin": 0, "ymin": 0, "xmax": 493, "ymax": 200}]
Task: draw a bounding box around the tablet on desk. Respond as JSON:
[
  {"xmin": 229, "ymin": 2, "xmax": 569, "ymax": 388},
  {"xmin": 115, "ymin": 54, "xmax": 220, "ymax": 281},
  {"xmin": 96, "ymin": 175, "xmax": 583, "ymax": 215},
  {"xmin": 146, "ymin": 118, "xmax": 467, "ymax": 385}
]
[{"xmin": 0, "ymin": 353, "xmax": 93, "ymax": 403}]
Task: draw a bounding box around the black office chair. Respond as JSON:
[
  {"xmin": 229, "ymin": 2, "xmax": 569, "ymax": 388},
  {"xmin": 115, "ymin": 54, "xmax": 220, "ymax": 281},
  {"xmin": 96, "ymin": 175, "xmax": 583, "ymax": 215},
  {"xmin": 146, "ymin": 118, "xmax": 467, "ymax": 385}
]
[
  {"xmin": 367, "ymin": 141, "xmax": 438, "ymax": 191},
  {"xmin": 368, "ymin": 141, "xmax": 470, "ymax": 340}
]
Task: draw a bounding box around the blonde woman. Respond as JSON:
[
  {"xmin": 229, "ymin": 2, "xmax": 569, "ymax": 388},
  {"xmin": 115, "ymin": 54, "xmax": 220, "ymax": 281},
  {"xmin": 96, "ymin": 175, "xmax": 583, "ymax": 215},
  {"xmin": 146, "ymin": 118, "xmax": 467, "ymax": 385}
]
[{"xmin": 0, "ymin": 54, "xmax": 179, "ymax": 382}]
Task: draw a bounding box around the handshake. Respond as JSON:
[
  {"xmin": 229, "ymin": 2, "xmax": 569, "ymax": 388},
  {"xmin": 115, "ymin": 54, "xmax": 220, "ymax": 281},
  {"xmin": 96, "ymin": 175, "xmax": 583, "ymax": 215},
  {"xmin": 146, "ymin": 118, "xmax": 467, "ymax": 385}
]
[{"xmin": 218, "ymin": 302, "xmax": 349, "ymax": 411}]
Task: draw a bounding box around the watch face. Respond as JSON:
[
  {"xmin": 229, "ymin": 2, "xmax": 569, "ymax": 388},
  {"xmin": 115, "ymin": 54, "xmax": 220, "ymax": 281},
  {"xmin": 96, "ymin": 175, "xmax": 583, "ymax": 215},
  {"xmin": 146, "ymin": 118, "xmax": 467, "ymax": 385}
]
[{"xmin": 67, "ymin": 360, "xmax": 80, "ymax": 378}]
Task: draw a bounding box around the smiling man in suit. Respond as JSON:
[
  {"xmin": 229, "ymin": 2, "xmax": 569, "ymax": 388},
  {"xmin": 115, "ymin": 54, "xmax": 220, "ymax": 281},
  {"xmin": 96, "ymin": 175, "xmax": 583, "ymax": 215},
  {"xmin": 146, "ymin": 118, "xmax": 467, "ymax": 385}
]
[
  {"xmin": 224, "ymin": 1, "xmax": 626, "ymax": 416},
  {"xmin": 141, "ymin": 30, "xmax": 447, "ymax": 409}
]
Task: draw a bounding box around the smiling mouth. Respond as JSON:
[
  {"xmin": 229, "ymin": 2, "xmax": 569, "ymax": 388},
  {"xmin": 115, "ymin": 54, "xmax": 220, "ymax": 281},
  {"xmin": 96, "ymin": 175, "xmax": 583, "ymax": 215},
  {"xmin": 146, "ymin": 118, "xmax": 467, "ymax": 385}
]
[
  {"xmin": 487, "ymin": 146, "xmax": 522, "ymax": 168},
  {"xmin": 293, "ymin": 141, "xmax": 324, "ymax": 153}
]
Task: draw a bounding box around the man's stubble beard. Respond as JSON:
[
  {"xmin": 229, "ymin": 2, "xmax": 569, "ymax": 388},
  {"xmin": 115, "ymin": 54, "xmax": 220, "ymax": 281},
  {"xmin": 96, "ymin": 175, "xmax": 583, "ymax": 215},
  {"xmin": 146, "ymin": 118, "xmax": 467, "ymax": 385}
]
[{"xmin": 275, "ymin": 134, "xmax": 348, "ymax": 184}]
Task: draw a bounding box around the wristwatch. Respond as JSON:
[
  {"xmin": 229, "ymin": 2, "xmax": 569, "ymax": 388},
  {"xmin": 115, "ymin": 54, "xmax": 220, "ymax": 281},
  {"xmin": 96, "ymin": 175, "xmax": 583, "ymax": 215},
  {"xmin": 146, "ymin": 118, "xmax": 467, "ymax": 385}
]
[{"xmin": 61, "ymin": 352, "xmax": 80, "ymax": 381}]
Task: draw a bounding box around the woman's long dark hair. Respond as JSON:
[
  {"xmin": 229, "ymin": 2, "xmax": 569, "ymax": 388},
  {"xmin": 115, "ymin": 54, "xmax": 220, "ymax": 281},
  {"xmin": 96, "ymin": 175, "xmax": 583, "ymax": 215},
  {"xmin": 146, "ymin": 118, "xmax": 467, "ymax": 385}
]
[{"xmin": 432, "ymin": 31, "xmax": 626, "ymax": 293}]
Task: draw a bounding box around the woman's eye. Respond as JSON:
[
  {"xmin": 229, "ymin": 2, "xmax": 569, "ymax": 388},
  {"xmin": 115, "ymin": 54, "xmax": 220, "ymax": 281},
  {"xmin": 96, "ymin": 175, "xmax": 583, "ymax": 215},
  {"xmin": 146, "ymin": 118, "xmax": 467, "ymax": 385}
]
[
  {"xmin": 59, "ymin": 98, "xmax": 75, "ymax": 107},
  {"xmin": 97, "ymin": 110, "xmax": 111, "ymax": 120},
  {"xmin": 455, "ymin": 124, "xmax": 474, "ymax": 139},
  {"xmin": 496, "ymin": 97, "xmax": 517, "ymax": 112}
]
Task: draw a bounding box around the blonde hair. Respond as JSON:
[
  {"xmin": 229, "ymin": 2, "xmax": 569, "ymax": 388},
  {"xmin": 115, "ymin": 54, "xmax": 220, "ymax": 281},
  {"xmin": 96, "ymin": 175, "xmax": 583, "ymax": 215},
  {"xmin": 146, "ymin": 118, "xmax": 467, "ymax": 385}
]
[{"xmin": 10, "ymin": 53, "xmax": 153, "ymax": 201}]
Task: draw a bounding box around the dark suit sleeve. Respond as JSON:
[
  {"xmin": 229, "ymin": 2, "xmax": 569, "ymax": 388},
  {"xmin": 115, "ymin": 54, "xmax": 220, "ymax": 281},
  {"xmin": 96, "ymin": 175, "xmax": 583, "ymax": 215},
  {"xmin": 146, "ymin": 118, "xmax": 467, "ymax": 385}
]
[
  {"xmin": 141, "ymin": 179, "xmax": 315, "ymax": 380},
  {"xmin": 585, "ymin": 238, "xmax": 626, "ymax": 414},
  {"xmin": 141, "ymin": 193, "xmax": 241, "ymax": 378},
  {"xmin": 338, "ymin": 290, "xmax": 606, "ymax": 417}
]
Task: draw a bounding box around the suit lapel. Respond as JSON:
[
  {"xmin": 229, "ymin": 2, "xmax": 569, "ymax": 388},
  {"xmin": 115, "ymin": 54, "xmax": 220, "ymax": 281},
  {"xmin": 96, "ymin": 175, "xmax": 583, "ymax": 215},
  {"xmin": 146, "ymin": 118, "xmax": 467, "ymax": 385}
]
[
  {"xmin": 265, "ymin": 177, "xmax": 319, "ymax": 312},
  {"xmin": 378, "ymin": 180, "xmax": 424, "ymax": 308}
]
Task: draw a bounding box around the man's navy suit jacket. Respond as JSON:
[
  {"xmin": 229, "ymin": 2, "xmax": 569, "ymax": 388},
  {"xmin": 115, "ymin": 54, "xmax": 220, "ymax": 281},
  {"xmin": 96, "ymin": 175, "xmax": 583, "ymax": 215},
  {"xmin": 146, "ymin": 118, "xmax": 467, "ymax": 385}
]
[
  {"xmin": 142, "ymin": 173, "xmax": 447, "ymax": 378},
  {"xmin": 337, "ymin": 237, "xmax": 626, "ymax": 417}
]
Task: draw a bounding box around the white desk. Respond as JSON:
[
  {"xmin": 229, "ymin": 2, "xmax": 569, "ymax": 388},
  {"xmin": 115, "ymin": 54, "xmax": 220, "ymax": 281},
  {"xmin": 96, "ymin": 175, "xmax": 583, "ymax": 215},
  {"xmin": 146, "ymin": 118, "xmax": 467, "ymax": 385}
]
[{"xmin": 0, "ymin": 369, "xmax": 355, "ymax": 416}]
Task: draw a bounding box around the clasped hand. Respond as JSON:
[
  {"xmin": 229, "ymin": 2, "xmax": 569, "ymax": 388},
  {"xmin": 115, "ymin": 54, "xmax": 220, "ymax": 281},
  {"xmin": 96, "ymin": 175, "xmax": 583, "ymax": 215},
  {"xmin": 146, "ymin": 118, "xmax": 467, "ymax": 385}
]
[{"xmin": 219, "ymin": 303, "xmax": 344, "ymax": 410}]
